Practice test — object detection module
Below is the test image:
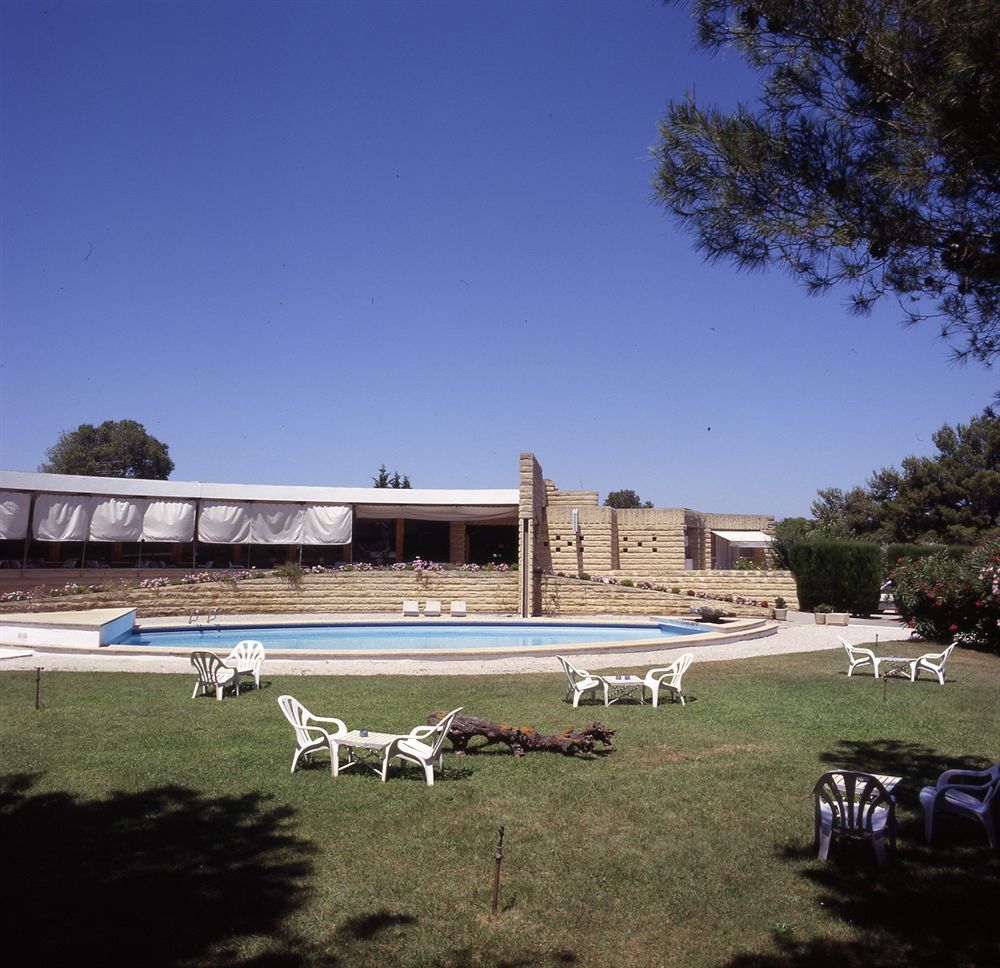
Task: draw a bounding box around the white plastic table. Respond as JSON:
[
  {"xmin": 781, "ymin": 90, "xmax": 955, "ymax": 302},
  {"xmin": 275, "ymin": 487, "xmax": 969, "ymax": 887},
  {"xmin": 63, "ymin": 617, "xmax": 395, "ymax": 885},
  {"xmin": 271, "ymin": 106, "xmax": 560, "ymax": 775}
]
[
  {"xmin": 603, "ymin": 674, "xmax": 645, "ymax": 706},
  {"xmin": 332, "ymin": 729, "xmax": 406, "ymax": 778}
]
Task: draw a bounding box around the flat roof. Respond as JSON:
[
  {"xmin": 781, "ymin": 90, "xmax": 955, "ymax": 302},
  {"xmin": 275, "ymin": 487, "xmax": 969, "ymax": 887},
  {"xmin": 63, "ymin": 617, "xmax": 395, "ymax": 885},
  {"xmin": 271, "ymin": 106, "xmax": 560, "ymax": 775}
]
[{"xmin": 0, "ymin": 470, "xmax": 518, "ymax": 508}]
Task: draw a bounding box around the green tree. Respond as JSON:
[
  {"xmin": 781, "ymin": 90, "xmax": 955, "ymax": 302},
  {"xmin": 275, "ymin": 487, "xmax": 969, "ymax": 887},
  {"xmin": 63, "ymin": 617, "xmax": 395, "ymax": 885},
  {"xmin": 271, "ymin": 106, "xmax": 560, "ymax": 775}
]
[
  {"xmin": 40, "ymin": 420, "xmax": 173, "ymax": 479},
  {"xmin": 604, "ymin": 489, "xmax": 654, "ymax": 509},
  {"xmin": 372, "ymin": 464, "xmax": 411, "ymax": 488},
  {"xmin": 652, "ymin": 0, "xmax": 1000, "ymax": 364},
  {"xmin": 810, "ymin": 409, "xmax": 1000, "ymax": 543}
]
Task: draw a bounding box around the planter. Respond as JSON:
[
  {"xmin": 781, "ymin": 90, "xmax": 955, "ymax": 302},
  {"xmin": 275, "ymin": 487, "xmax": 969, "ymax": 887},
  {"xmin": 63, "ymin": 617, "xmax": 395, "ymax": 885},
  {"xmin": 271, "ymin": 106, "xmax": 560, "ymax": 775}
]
[
  {"xmin": 814, "ymin": 612, "xmax": 827, "ymax": 625},
  {"xmin": 827, "ymin": 612, "xmax": 849, "ymax": 626},
  {"xmin": 773, "ymin": 608, "xmax": 788, "ymax": 621}
]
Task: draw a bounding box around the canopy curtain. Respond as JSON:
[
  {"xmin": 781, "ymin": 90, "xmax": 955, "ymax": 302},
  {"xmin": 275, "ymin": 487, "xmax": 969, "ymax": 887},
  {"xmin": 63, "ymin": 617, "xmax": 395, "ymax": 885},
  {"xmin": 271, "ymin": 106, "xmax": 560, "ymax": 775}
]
[
  {"xmin": 90, "ymin": 497, "xmax": 148, "ymax": 541},
  {"xmin": 0, "ymin": 491, "xmax": 31, "ymax": 540},
  {"xmin": 198, "ymin": 502, "xmax": 251, "ymax": 543},
  {"xmin": 251, "ymin": 503, "xmax": 304, "ymax": 544},
  {"xmin": 199, "ymin": 502, "xmax": 352, "ymax": 545},
  {"xmin": 143, "ymin": 500, "xmax": 197, "ymax": 542},
  {"xmin": 33, "ymin": 494, "xmax": 96, "ymax": 541},
  {"xmin": 302, "ymin": 504, "xmax": 352, "ymax": 544}
]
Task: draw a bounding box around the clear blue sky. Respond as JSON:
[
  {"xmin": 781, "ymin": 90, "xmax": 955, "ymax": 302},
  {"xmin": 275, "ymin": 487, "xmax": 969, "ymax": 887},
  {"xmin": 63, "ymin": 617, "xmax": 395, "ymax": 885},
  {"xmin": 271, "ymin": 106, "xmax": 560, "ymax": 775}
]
[{"xmin": 1, "ymin": 0, "xmax": 995, "ymax": 518}]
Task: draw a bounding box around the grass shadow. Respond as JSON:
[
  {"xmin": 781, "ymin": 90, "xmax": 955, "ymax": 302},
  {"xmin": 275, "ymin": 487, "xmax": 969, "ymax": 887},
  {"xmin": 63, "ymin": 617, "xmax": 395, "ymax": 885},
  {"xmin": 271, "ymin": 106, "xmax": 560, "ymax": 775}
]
[
  {"xmin": 0, "ymin": 772, "xmax": 315, "ymax": 967},
  {"xmin": 723, "ymin": 739, "xmax": 1000, "ymax": 967}
]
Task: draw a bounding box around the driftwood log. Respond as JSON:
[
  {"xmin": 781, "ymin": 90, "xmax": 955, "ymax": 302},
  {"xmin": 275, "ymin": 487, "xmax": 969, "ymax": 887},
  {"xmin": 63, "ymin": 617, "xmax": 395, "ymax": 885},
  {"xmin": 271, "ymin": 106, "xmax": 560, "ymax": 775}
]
[{"xmin": 427, "ymin": 711, "xmax": 615, "ymax": 758}]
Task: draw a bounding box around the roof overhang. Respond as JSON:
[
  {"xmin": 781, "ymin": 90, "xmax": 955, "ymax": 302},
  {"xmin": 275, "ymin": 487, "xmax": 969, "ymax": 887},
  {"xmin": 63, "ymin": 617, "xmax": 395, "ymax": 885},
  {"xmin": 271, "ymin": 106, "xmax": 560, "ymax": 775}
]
[
  {"xmin": 711, "ymin": 529, "xmax": 773, "ymax": 547},
  {"xmin": 0, "ymin": 470, "xmax": 518, "ymax": 519}
]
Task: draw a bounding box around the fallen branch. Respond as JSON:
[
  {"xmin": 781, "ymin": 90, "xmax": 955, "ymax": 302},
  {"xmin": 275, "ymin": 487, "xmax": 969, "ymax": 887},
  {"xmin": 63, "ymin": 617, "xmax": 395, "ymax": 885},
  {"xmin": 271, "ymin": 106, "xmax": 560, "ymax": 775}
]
[{"xmin": 427, "ymin": 711, "xmax": 615, "ymax": 758}]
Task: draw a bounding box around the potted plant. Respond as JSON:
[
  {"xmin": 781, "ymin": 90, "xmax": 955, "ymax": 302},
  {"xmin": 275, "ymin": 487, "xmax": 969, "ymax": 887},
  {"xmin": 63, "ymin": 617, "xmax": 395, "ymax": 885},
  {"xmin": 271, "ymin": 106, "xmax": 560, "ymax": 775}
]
[
  {"xmin": 814, "ymin": 603, "xmax": 833, "ymax": 624},
  {"xmin": 773, "ymin": 596, "xmax": 788, "ymax": 621}
]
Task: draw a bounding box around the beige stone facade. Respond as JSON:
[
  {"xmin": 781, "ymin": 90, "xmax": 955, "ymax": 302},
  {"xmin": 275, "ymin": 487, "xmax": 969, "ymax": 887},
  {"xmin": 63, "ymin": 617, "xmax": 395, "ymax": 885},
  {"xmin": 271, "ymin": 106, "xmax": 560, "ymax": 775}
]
[{"xmin": 517, "ymin": 453, "xmax": 790, "ymax": 615}]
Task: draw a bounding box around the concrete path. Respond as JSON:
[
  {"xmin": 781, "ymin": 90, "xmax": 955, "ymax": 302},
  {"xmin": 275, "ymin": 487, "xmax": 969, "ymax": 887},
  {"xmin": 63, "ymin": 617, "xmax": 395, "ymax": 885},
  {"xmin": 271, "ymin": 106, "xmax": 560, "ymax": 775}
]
[{"xmin": 0, "ymin": 612, "xmax": 912, "ymax": 676}]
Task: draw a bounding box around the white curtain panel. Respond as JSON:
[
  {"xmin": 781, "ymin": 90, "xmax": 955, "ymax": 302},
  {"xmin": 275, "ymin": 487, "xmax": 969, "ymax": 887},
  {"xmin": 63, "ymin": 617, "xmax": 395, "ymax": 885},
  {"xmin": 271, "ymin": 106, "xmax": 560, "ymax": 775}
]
[
  {"xmin": 250, "ymin": 503, "xmax": 304, "ymax": 544},
  {"xmin": 0, "ymin": 491, "xmax": 31, "ymax": 540},
  {"xmin": 198, "ymin": 502, "xmax": 251, "ymax": 543},
  {"xmin": 90, "ymin": 497, "xmax": 148, "ymax": 541},
  {"xmin": 33, "ymin": 494, "xmax": 97, "ymax": 541},
  {"xmin": 302, "ymin": 505, "xmax": 352, "ymax": 545},
  {"xmin": 143, "ymin": 500, "xmax": 196, "ymax": 542}
]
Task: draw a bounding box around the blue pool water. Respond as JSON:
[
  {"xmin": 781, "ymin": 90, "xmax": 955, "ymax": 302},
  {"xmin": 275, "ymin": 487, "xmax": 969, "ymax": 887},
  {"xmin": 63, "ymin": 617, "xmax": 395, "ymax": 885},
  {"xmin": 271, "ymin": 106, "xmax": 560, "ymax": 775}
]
[{"xmin": 118, "ymin": 620, "xmax": 703, "ymax": 651}]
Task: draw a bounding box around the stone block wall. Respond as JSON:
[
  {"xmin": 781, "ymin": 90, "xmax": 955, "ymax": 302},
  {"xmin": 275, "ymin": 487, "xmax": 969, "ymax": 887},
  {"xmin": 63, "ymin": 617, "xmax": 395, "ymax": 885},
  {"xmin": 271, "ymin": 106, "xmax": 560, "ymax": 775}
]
[
  {"xmin": 0, "ymin": 570, "xmax": 521, "ymax": 618},
  {"xmin": 539, "ymin": 574, "xmax": 773, "ymax": 617}
]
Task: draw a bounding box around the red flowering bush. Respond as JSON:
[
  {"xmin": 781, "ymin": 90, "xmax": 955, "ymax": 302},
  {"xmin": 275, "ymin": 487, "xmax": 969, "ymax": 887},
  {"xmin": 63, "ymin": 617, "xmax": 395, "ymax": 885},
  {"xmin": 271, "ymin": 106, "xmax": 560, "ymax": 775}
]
[{"xmin": 890, "ymin": 542, "xmax": 1000, "ymax": 651}]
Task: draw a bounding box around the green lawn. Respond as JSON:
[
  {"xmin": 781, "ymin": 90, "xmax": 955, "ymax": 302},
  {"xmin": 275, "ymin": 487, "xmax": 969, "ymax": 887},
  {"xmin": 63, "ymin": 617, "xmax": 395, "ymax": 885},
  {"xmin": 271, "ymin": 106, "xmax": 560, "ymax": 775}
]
[{"xmin": 2, "ymin": 647, "xmax": 998, "ymax": 967}]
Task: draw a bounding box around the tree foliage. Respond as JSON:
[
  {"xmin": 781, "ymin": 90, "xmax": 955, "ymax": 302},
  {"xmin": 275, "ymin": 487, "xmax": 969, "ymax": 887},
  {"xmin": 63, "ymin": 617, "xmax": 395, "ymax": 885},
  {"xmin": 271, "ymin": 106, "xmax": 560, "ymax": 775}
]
[
  {"xmin": 372, "ymin": 464, "xmax": 411, "ymax": 489},
  {"xmin": 652, "ymin": 0, "xmax": 1000, "ymax": 364},
  {"xmin": 604, "ymin": 489, "xmax": 654, "ymax": 509},
  {"xmin": 810, "ymin": 408, "xmax": 1000, "ymax": 544},
  {"xmin": 40, "ymin": 420, "xmax": 174, "ymax": 479}
]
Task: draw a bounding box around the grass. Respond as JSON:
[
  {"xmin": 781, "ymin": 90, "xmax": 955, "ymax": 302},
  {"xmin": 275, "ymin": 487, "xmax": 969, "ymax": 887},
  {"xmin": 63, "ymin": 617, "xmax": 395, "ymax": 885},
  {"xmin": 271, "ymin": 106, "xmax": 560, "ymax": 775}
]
[{"xmin": 2, "ymin": 645, "xmax": 999, "ymax": 967}]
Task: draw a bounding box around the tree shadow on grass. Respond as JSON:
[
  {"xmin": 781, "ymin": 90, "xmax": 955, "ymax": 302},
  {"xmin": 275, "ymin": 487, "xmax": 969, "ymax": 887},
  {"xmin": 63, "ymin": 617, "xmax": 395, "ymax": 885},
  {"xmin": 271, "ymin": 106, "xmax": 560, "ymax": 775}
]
[
  {"xmin": 0, "ymin": 772, "xmax": 315, "ymax": 967},
  {"xmin": 724, "ymin": 739, "xmax": 1000, "ymax": 967}
]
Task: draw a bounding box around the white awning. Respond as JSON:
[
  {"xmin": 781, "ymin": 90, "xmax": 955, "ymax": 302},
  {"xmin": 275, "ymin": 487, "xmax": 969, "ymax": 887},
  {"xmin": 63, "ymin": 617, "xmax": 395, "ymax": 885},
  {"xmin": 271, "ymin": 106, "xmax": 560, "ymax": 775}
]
[
  {"xmin": 0, "ymin": 491, "xmax": 31, "ymax": 540},
  {"xmin": 711, "ymin": 530, "xmax": 773, "ymax": 547}
]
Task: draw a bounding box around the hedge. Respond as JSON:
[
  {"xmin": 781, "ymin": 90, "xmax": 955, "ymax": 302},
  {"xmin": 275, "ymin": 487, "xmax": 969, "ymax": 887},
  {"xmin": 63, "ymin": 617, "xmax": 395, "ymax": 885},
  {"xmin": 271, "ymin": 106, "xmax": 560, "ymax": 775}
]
[{"xmin": 789, "ymin": 539, "xmax": 882, "ymax": 615}]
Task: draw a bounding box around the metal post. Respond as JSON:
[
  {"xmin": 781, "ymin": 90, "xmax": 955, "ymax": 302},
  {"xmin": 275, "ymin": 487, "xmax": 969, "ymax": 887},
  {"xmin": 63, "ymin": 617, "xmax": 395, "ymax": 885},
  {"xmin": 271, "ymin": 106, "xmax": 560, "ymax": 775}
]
[
  {"xmin": 491, "ymin": 823, "xmax": 505, "ymax": 915},
  {"xmin": 35, "ymin": 667, "xmax": 42, "ymax": 710}
]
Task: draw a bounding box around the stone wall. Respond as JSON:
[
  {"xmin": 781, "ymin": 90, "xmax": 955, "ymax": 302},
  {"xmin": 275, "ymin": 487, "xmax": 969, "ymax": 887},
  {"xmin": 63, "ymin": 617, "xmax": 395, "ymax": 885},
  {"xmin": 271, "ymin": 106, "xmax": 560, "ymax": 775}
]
[
  {"xmin": 539, "ymin": 574, "xmax": 775, "ymax": 617},
  {"xmin": 0, "ymin": 570, "xmax": 521, "ymax": 618}
]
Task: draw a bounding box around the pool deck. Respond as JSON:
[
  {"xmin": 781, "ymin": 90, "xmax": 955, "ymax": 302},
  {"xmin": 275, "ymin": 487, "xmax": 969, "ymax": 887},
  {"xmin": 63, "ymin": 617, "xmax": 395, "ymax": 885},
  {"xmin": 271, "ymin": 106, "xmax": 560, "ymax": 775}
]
[{"xmin": 0, "ymin": 611, "xmax": 913, "ymax": 676}]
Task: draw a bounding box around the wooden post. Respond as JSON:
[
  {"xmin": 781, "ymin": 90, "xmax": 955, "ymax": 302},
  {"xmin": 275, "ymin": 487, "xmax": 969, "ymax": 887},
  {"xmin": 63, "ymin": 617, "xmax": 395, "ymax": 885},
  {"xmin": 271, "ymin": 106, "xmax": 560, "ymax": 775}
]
[
  {"xmin": 395, "ymin": 519, "xmax": 405, "ymax": 563},
  {"xmin": 491, "ymin": 824, "xmax": 505, "ymax": 915},
  {"xmin": 35, "ymin": 667, "xmax": 42, "ymax": 710}
]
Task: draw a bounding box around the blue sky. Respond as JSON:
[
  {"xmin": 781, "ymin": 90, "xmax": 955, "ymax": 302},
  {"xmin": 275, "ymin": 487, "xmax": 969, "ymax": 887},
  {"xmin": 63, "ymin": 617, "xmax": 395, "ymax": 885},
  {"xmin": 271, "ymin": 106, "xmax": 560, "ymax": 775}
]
[{"xmin": 1, "ymin": 0, "xmax": 995, "ymax": 518}]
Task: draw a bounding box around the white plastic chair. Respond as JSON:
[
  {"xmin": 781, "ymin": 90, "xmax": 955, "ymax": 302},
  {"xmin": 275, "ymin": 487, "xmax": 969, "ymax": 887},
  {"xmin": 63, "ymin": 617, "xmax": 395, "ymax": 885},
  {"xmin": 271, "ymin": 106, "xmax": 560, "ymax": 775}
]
[
  {"xmin": 909, "ymin": 643, "xmax": 955, "ymax": 685},
  {"xmin": 813, "ymin": 770, "xmax": 897, "ymax": 867},
  {"xmin": 449, "ymin": 600, "xmax": 467, "ymax": 617},
  {"xmin": 839, "ymin": 637, "xmax": 881, "ymax": 677},
  {"xmin": 641, "ymin": 653, "xmax": 694, "ymax": 706},
  {"xmin": 190, "ymin": 651, "xmax": 239, "ymax": 701},
  {"xmin": 919, "ymin": 762, "xmax": 1000, "ymax": 848},
  {"xmin": 402, "ymin": 600, "xmax": 419, "ymax": 617},
  {"xmin": 380, "ymin": 707, "xmax": 463, "ymax": 785},
  {"xmin": 226, "ymin": 640, "xmax": 265, "ymax": 690},
  {"xmin": 424, "ymin": 600, "xmax": 442, "ymax": 617},
  {"xmin": 557, "ymin": 655, "xmax": 607, "ymax": 707},
  {"xmin": 277, "ymin": 695, "xmax": 348, "ymax": 774}
]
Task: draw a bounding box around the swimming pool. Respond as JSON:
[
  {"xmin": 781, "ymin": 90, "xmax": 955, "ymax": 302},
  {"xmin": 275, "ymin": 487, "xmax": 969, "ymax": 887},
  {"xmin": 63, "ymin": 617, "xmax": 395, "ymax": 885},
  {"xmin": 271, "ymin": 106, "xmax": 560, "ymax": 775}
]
[{"xmin": 117, "ymin": 620, "xmax": 704, "ymax": 651}]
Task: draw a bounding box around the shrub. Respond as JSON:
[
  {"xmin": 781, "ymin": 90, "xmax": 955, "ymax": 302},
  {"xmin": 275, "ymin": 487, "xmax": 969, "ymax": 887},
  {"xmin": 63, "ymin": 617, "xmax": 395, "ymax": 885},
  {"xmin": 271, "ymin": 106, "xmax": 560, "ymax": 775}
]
[
  {"xmin": 272, "ymin": 562, "xmax": 304, "ymax": 588},
  {"xmin": 891, "ymin": 541, "xmax": 1000, "ymax": 650},
  {"xmin": 671, "ymin": 587, "xmax": 681, "ymax": 595},
  {"xmin": 774, "ymin": 596, "xmax": 787, "ymax": 609},
  {"xmin": 884, "ymin": 544, "xmax": 969, "ymax": 570},
  {"xmin": 814, "ymin": 603, "xmax": 833, "ymax": 613},
  {"xmin": 620, "ymin": 578, "xmax": 634, "ymax": 587},
  {"xmin": 789, "ymin": 539, "xmax": 882, "ymax": 614}
]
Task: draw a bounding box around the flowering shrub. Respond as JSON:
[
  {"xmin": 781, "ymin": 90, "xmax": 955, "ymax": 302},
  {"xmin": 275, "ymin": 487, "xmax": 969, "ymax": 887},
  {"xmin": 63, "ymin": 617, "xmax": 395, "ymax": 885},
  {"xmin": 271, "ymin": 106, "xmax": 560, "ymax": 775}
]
[
  {"xmin": 139, "ymin": 577, "xmax": 170, "ymax": 589},
  {"xmin": 1, "ymin": 589, "xmax": 32, "ymax": 602},
  {"xmin": 891, "ymin": 542, "xmax": 1000, "ymax": 651},
  {"xmin": 49, "ymin": 582, "xmax": 101, "ymax": 597}
]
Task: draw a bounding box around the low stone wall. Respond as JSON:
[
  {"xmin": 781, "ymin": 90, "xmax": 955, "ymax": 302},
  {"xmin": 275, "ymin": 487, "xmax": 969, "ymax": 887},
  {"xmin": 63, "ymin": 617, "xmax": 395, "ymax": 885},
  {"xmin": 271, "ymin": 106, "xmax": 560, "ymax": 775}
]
[
  {"xmin": 539, "ymin": 574, "xmax": 772, "ymax": 617},
  {"xmin": 607, "ymin": 570, "xmax": 798, "ymax": 609},
  {"xmin": 0, "ymin": 570, "xmax": 521, "ymax": 618},
  {"xmin": 0, "ymin": 567, "xmax": 795, "ymax": 618}
]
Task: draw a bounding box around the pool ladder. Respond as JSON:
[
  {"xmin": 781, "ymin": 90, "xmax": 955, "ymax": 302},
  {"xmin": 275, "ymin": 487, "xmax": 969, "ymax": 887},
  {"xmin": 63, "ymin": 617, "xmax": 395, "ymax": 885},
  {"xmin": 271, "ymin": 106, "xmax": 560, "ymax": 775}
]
[{"xmin": 188, "ymin": 607, "xmax": 220, "ymax": 627}]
